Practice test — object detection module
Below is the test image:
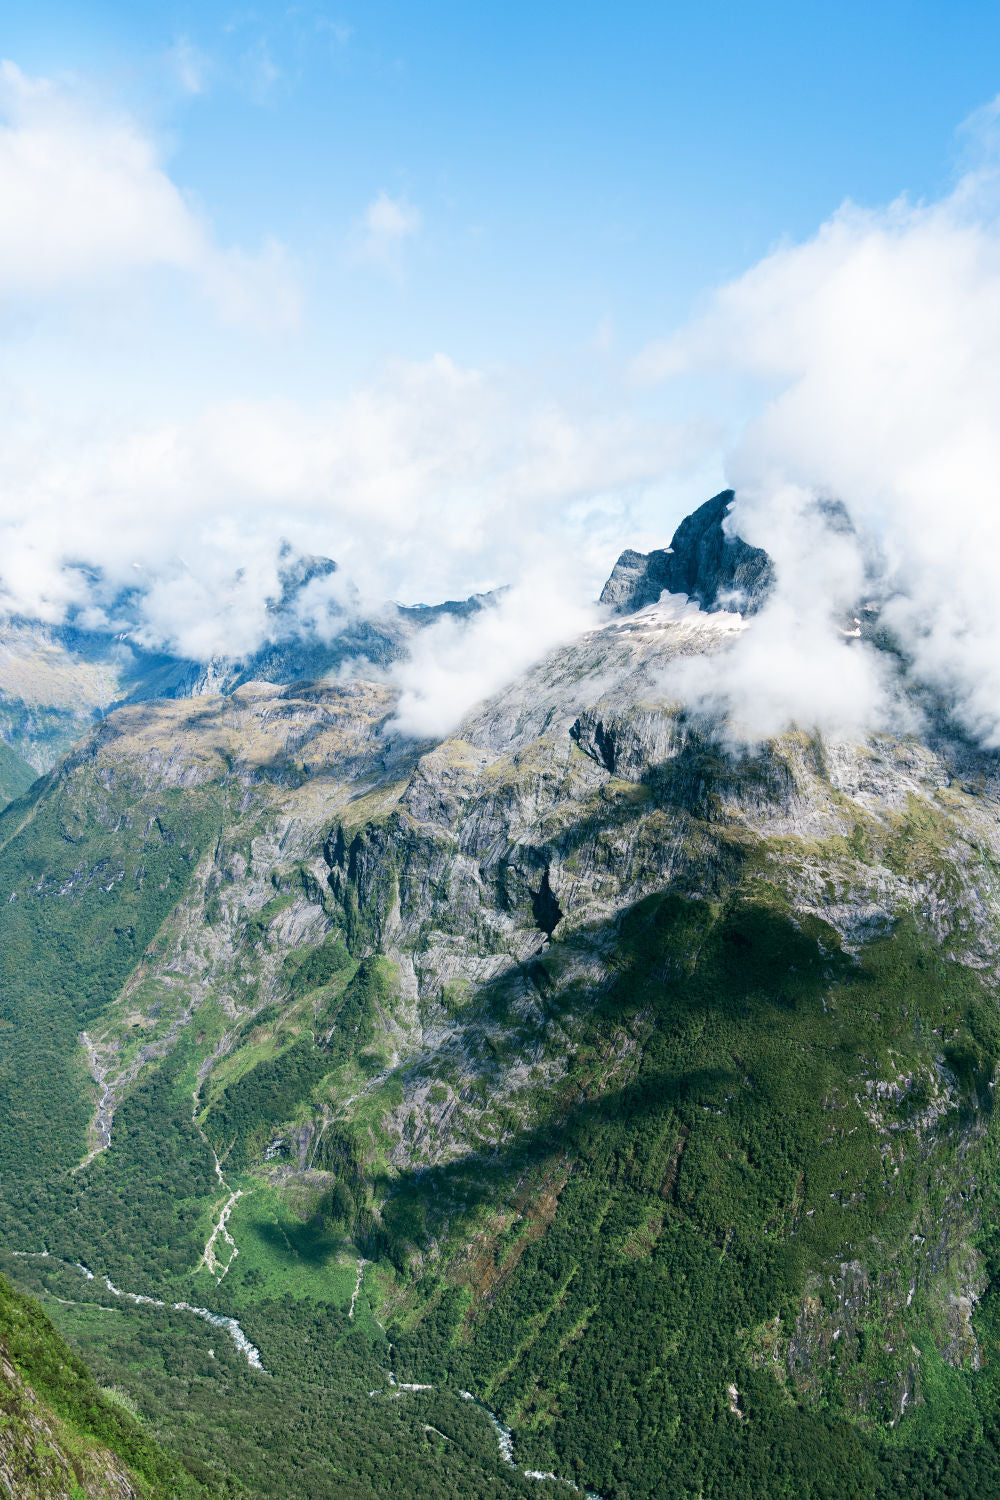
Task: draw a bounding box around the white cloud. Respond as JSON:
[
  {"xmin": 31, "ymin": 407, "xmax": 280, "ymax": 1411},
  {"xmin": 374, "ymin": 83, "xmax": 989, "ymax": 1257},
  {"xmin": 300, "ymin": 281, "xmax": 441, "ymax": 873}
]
[
  {"xmin": 0, "ymin": 60, "xmax": 298, "ymax": 328},
  {"xmin": 636, "ymin": 111, "xmax": 1000, "ymax": 747},
  {"xmin": 388, "ymin": 566, "xmax": 601, "ymax": 739},
  {"xmin": 0, "ymin": 353, "xmax": 700, "ymax": 661},
  {"xmin": 0, "ymin": 61, "xmax": 202, "ymax": 287},
  {"xmin": 200, "ymin": 237, "xmax": 302, "ymax": 332},
  {"xmin": 352, "ymin": 191, "xmax": 423, "ymax": 278},
  {"xmin": 660, "ymin": 488, "xmax": 902, "ymax": 746}
]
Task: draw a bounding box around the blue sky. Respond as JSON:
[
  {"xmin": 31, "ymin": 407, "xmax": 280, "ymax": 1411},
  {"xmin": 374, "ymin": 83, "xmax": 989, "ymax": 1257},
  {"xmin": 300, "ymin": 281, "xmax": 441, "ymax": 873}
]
[
  {"xmin": 3, "ymin": 1, "xmax": 1000, "ymax": 678},
  {"xmin": 7, "ymin": 0, "xmax": 1000, "ymax": 380}
]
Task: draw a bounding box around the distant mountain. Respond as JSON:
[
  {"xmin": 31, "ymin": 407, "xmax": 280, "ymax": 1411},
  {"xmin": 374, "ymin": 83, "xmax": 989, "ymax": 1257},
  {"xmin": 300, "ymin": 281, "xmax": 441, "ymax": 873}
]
[{"xmin": 0, "ymin": 551, "xmax": 493, "ymax": 775}]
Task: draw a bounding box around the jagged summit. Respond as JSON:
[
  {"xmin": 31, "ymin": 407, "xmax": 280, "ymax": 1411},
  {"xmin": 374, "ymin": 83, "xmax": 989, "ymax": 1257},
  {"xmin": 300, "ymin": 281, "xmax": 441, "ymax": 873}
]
[
  {"xmin": 272, "ymin": 548, "xmax": 339, "ymax": 608},
  {"xmin": 600, "ymin": 488, "xmax": 773, "ymax": 616}
]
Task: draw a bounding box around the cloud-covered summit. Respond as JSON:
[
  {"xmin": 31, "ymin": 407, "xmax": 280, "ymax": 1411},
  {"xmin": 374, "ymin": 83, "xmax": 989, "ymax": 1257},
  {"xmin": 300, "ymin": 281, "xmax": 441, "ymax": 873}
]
[{"xmin": 628, "ymin": 111, "xmax": 1000, "ymax": 748}]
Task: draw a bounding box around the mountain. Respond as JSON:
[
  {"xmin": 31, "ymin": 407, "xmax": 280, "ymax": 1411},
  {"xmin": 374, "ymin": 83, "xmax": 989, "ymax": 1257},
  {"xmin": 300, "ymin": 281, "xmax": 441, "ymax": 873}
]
[
  {"xmin": 600, "ymin": 488, "xmax": 773, "ymax": 616},
  {"xmin": 1, "ymin": 495, "xmax": 999, "ymax": 1498},
  {"xmin": 0, "ymin": 553, "xmax": 491, "ymax": 776}
]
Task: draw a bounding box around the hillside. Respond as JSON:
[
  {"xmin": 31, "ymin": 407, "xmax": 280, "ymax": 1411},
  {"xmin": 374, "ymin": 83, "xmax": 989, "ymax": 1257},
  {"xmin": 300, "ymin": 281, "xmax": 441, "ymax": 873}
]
[
  {"xmin": 0, "ymin": 738, "xmax": 37, "ymax": 808},
  {"xmin": 0, "ymin": 1270, "xmax": 224, "ymax": 1498},
  {"xmin": 1, "ymin": 496, "xmax": 1000, "ymax": 1496}
]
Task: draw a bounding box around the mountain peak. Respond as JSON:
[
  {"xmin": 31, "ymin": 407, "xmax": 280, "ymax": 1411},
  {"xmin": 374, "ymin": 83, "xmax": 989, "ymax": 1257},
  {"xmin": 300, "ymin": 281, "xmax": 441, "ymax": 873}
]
[{"xmin": 600, "ymin": 488, "xmax": 773, "ymax": 616}]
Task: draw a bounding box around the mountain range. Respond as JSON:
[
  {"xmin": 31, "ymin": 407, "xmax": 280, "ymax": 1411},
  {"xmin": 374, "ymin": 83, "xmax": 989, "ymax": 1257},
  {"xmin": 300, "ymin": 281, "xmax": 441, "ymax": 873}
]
[{"xmin": 1, "ymin": 491, "xmax": 998, "ymax": 1498}]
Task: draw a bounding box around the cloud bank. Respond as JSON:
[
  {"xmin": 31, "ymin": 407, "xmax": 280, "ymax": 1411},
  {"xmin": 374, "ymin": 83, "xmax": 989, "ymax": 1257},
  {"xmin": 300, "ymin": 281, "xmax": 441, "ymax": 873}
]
[
  {"xmin": 14, "ymin": 51, "xmax": 1000, "ymax": 750},
  {"xmin": 0, "ymin": 354, "xmax": 699, "ymax": 661},
  {"xmin": 0, "ymin": 55, "xmax": 707, "ymax": 698}
]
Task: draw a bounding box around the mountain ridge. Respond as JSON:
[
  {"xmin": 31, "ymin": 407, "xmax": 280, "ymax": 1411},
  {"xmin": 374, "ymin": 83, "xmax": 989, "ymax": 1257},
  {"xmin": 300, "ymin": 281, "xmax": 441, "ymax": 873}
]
[{"xmin": 0, "ymin": 490, "xmax": 763, "ymax": 780}]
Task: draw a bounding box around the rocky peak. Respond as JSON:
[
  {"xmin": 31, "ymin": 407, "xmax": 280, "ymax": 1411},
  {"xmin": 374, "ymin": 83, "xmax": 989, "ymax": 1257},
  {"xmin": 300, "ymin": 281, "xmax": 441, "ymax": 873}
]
[
  {"xmin": 600, "ymin": 488, "xmax": 773, "ymax": 616},
  {"xmin": 272, "ymin": 549, "xmax": 339, "ymax": 610}
]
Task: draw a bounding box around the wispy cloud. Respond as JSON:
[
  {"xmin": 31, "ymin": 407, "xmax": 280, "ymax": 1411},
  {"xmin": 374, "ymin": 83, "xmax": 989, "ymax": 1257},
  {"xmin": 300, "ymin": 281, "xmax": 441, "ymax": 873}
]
[
  {"xmin": 351, "ymin": 190, "xmax": 422, "ymax": 279},
  {"xmin": 165, "ymin": 36, "xmax": 208, "ymax": 96},
  {"xmin": 0, "ymin": 60, "xmax": 299, "ymax": 329},
  {"xmin": 239, "ymin": 39, "xmax": 282, "ymax": 103},
  {"xmin": 315, "ymin": 17, "xmax": 353, "ymax": 50},
  {"xmin": 388, "ymin": 566, "xmax": 601, "ymax": 738}
]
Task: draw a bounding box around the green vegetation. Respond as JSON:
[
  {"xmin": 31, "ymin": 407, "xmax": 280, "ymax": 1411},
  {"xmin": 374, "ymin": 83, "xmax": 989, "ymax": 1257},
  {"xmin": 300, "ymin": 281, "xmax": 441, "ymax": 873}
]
[
  {"xmin": 0, "ymin": 1270, "xmax": 223, "ymax": 1497},
  {"xmin": 196, "ymin": 1180, "xmax": 359, "ymax": 1310},
  {"xmin": 0, "ymin": 767, "xmax": 220, "ymax": 1175},
  {"xmin": 0, "ymin": 738, "xmax": 37, "ymax": 807},
  {"xmin": 205, "ymin": 955, "xmax": 390, "ymax": 1169},
  {"xmin": 3, "ymin": 1251, "xmax": 546, "ymax": 1499},
  {"xmin": 377, "ymin": 890, "xmax": 1000, "ymax": 1498},
  {"xmin": 5, "ymin": 709, "xmax": 1000, "ymax": 1499}
]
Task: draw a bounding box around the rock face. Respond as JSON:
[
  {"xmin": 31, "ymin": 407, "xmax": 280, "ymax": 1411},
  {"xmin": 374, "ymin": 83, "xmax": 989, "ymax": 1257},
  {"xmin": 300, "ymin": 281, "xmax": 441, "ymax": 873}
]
[
  {"xmin": 600, "ymin": 488, "xmax": 774, "ymax": 616},
  {"xmin": 0, "ymin": 1341, "xmax": 139, "ymax": 1499},
  {"xmin": 0, "ymin": 1272, "xmax": 183, "ymax": 1500},
  {"xmin": 0, "ymin": 487, "xmax": 770, "ymax": 778}
]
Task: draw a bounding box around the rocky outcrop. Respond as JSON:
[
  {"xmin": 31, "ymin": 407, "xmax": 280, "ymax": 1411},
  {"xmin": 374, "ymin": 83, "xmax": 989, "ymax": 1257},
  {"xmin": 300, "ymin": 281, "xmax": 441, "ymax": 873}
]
[{"xmin": 600, "ymin": 489, "xmax": 773, "ymax": 616}]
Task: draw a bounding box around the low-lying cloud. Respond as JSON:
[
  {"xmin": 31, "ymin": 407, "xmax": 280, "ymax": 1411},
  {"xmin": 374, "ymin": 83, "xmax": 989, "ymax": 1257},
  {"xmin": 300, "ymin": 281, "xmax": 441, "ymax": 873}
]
[
  {"xmin": 388, "ymin": 566, "xmax": 601, "ymax": 739},
  {"xmin": 660, "ymin": 490, "xmax": 901, "ymax": 746},
  {"xmin": 0, "ymin": 354, "xmax": 701, "ymax": 662}
]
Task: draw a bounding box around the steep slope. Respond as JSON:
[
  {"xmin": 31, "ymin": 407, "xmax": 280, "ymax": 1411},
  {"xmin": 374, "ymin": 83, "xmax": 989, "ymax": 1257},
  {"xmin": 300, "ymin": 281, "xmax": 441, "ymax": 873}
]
[
  {"xmin": 0, "ymin": 1271, "xmax": 221, "ymax": 1498},
  {"xmin": 0, "ymin": 738, "xmax": 36, "ymax": 807},
  {"xmin": 0, "ymin": 681, "xmax": 541, "ymax": 1498},
  {"xmin": 2, "ymin": 515, "xmax": 1000, "ymax": 1494}
]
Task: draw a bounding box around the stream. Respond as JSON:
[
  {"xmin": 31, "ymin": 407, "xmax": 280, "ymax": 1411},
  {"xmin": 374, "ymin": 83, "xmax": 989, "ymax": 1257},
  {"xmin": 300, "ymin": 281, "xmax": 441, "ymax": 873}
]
[
  {"xmin": 191, "ymin": 1080, "xmax": 249, "ymax": 1283},
  {"xmin": 198, "ymin": 1187, "xmax": 244, "ymax": 1281},
  {"xmin": 359, "ymin": 1260, "xmax": 603, "ymax": 1498},
  {"xmin": 11, "ymin": 1250, "xmax": 266, "ymax": 1371},
  {"xmin": 72, "ymin": 1032, "xmax": 114, "ymax": 1172},
  {"xmin": 13, "ymin": 1246, "xmax": 602, "ymax": 1492},
  {"xmin": 348, "ymin": 1256, "xmax": 369, "ymax": 1319},
  {"xmin": 372, "ymin": 1373, "xmax": 603, "ymax": 1497}
]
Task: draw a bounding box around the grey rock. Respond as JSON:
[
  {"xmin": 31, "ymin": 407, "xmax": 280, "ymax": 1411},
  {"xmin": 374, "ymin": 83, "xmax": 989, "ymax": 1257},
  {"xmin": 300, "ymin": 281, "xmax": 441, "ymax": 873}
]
[{"xmin": 600, "ymin": 489, "xmax": 773, "ymax": 616}]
